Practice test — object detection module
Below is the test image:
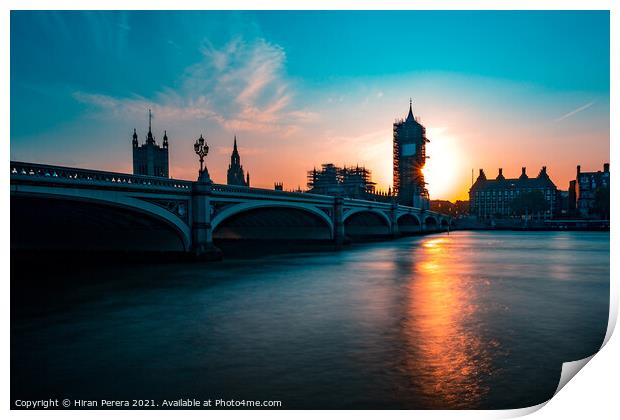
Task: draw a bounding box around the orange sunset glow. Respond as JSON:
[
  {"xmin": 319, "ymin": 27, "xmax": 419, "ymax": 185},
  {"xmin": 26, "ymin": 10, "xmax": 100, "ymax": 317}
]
[{"xmin": 11, "ymin": 13, "xmax": 609, "ymax": 203}]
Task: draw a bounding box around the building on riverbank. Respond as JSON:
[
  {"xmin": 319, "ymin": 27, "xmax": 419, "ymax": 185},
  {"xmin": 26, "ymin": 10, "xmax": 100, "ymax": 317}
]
[
  {"xmin": 306, "ymin": 163, "xmax": 395, "ymax": 201},
  {"xmin": 307, "ymin": 163, "xmax": 376, "ymax": 199},
  {"xmin": 227, "ymin": 136, "xmax": 250, "ymax": 187},
  {"xmin": 567, "ymin": 163, "xmax": 610, "ymax": 219},
  {"xmin": 469, "ymin": 166, "xmax": 560, "ymax": 219},
  {"xmin": 393, "ymin": 100, "xmax": 429, "ymax": 209},
  {"xmin": 430, "ymin": 200, "xmax": 470, "ymax": 218},
  {"xmin": 132, "ymin": 110, "xmax": 169, "ymax": 178}
]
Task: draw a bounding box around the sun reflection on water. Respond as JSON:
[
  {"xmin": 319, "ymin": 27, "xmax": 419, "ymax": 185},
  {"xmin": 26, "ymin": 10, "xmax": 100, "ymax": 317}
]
[{"xmin": 401, "ymin": 235, "xmax": 493, "ymax": 408}]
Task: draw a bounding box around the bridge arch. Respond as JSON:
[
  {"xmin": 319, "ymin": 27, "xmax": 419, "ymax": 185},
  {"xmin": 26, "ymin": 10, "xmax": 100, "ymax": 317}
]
[
  {"xmin": 424, "ymin": 215, "xmax": 439, "ymax": 231},
  {"xmin": 397, "ymin": 213, "xmax": 422, "ymax": 234},
  {"xmin": 212, "ymin": 201, "xmax": 334, "ymax": 240},
  {"xmin": 11, "ymin": 193, "xmax": 191, "ymax": 252},
  {"xmin": 343, "ymin": 208, "xmax": 392, "ymax": 239},
  {"xmin": 440, "ymin": 218, "xmax": 450, "ymax": 231}
]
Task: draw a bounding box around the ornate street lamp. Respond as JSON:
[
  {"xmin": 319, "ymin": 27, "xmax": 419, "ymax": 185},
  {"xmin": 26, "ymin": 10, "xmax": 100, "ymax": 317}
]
[{"xmin": 194, "ymin": 134, "xmax": 211, "ymax": 181}]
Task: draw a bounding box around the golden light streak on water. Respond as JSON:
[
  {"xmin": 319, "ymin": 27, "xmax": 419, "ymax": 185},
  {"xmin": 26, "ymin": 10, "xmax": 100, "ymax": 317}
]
[{"xmin": 403, "ymin": 235, "xmax": 493, "ymax": 408}]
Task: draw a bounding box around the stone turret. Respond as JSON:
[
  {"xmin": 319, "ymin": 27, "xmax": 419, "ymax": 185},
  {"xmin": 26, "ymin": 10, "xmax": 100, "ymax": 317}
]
[{"xmin": 227, "ymin": 136, "xmax": 249, "ymax": 187}]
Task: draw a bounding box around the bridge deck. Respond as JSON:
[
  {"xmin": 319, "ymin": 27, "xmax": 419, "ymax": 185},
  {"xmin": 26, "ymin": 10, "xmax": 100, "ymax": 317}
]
[{"xmin": 10, "ymin": 161, "xmax": 447, "ymax": 219}]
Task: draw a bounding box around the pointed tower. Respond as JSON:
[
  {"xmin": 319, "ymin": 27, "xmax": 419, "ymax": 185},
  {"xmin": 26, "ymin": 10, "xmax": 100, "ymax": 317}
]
[
  {"xmin": 132, "ymin": 109, "xmax": 169, "ymax": 177},
  {"xmin": 227, "ymin": 135, "xmax": 249, "ymax": 186},
  {"xmin": 393, "ymin": 99, "xmax": 429, "ymax": 207},
  {"xmin": 145, "ymin": 109, "xmax": 156, "ymax": 144},
  {"xmin": 405, "ymin": 98, "xmax": 416, "ymax": 123}
]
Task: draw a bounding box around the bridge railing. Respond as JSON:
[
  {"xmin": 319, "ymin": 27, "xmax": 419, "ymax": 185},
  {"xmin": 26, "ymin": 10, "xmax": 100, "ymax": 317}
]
[
  {"xmin": 210, "ymin": 183, "xmax": 335, "ymax": 202},
  {"xmin": 10, "ymin": 161, "xmax": 193, "ymax": 191},
  {"xmin": 342, "ymin": 197, "xmax": 442, "ymax": 215},
  {"xmin": 343, "ymin": 197, "xmax": 393, "ymax": 210}
]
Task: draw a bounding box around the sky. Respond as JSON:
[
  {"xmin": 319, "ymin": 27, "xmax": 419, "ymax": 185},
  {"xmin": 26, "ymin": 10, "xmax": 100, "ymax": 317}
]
[{"xmin": 10, "ymin": 10, "xmax": 610, "ymax": 201}]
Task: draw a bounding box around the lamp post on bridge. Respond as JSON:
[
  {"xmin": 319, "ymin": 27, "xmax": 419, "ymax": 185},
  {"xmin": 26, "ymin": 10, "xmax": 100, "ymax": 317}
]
[
  {"xmin": 191, "ymin": 133, "xmax": 221, "ymax": 260},
  {"xmin": 194, "ymin": 134, "xmax": 211, "ymax": 183}
]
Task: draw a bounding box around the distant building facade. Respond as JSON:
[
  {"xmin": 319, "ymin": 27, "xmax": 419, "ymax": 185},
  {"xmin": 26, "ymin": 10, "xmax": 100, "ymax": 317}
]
[
  {"xmin": 567, "ymin": 180, "xmax": 577, "ymax": 216},
  {"xmin": 307, "ymin": 163, "xmax": 376, "ymax": 199},
  {"xmin": 132, "ymin": 110, "xmax": 169, "ymax": 177},
  {"xmin": 227, "ymin": 136, "xmax": 250, "ymax": 187},
  {"xmin": 393, "ymin": 100, "xmax": 429, "ymax": 208},
  {"xmin": 430, "ymin": 200, "xmax": 470, "ymax": 218},
  {"xmin": 469, "ymin": 167, "xmax": 559, "ymax": 218},
  {"xmin": 557, "ymin": 190, "xmax": 570, "ymax": 218},
  {"xmin": 568, "ymin": 163, "xmax": 610, "ymax": 218}
]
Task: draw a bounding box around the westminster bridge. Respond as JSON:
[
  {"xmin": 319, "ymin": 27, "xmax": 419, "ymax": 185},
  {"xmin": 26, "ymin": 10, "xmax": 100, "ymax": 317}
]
[{"xmin": 10, "ymin": 161, "xmax": 451, "ymax": 259}]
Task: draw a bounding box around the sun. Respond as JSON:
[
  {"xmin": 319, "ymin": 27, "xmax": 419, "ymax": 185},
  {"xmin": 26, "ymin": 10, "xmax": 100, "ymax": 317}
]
[{"xmin": 422, "ymin": 128, "xmax": 464, "ymax": 201}]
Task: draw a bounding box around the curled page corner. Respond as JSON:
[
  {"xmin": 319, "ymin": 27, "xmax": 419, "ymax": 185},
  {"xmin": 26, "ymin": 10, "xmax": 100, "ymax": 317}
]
[
  {"xmin": 554, "ymin": 355, "xmax": 595, "ymax": 397},
  {"xmin": 504, "ymin": 307, "xmax": 615, "ymax": 417},
  {"xmin": 547, "ymin": 291, "xmax": 618, "ymax": 402},
  {"xmin": 496, "ymin": 401, "xmax": 548, "ymax": 418},
  {"xmin": 602, "ymin": 297, "xmax": 618, "ymax": 348},
  {"xmin": 497, "ymin": 354, "xmax": 599, "ymax": 419}
]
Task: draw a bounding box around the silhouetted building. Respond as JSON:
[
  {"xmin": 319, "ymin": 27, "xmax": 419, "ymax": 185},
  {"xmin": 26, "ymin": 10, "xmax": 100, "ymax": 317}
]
[
  {"xmin": 430, "ymin": 200, "xmax": 470, "ymax": 218},
  {"xmin": 274, "ymin": 182, "xmax": 283, "ymax": 191},
  {"xmin": 571, "ymin": 163, "xmax": 610, "ymax": 218},
  {"xmin": 393, "ymin": 100, "xmax": 429, "ymax": 208},
  {"xmin": 227, "ymin": 136, "xmax": 250, "ymax": 187},
  {"xmin": 469, "ymin": 167, "xmax": 560, "ymax": 219},
  {"xmin": 132, "ymin": 109, "xmax": 169, "ymax": 177},
  {"xmin": 558, "ymin": 190, "xmax": 570, "ymax": 217},
  {"xmin": 568, "ymin": 180, "xmax": 577, "ymax": 216},
  {"xmin": 307, "ymin": 163, "xmax": 376, "ymax": 199}
]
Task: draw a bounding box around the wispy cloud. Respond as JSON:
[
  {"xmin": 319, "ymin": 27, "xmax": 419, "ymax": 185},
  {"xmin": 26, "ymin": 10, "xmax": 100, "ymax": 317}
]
[
  {"xmin": 73, "ymin": 92, "xmax": 224, "ymax": 123},
  {"xmin": 74, "ymin": 38, "xmax": 316, "ymax": 135},
  {"xmin": 553, "ymin": 101, "xmax": 595, "ymax": 122}
]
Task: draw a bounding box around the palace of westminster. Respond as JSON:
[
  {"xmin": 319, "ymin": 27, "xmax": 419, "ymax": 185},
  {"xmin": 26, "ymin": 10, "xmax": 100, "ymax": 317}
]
[
  {"xmin": 132, "ymin": 101, "xmax": 430, "ymax": 208},
  {"xmin": 131, "ymin": 103, "xmax": 609, "ymax": 219},
  {"xmin": 132, "ymin": 110, "xmax": 250, "ymax": 188}
]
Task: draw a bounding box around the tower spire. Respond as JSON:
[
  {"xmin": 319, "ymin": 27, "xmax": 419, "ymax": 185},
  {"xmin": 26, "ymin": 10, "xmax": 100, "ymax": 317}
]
[
  {"xmin": 146, "ymin": 109, "xmax": 155, "ymax": 144},
  {"xmin": 227, "ymin": 134, "xmax": 248, "ymax": 187},
  {"xmin": 406, "ymin": 98, "xmax": 415, "ymax": 122}
]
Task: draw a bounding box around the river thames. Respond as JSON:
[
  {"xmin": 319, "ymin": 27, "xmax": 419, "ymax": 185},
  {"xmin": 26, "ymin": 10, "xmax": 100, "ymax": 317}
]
[{"xmin": 11, "ymin": 231, "xmax": 609, "ymax": 409}]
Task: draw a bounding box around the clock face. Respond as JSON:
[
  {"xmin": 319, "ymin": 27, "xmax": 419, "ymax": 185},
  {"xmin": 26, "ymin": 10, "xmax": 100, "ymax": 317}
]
[{"xmin": 402, "ymin": 143, "xmax": 416, "ymax": 157}]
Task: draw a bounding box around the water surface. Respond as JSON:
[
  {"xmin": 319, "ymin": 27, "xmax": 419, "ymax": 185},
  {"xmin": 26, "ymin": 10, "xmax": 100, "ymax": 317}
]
[{"xmin": 11, "ymin": 231, "xmax": 609, "ymax": 409}]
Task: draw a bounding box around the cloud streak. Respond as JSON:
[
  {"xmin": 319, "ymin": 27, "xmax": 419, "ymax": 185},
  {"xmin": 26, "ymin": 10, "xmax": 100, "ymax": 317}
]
[
  {"xmin": 553, "ymin": 101, "xmax": 595, "ymax": 122},
  {"xmin": 74, "ymin": 38, "xmax": 316, "ymax": 135}
]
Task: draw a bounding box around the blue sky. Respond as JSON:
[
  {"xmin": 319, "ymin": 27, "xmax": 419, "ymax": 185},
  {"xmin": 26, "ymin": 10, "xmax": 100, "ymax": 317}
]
[{"xmin": 11, "ymin": 11, "xmax": 609, "ymax": 199}]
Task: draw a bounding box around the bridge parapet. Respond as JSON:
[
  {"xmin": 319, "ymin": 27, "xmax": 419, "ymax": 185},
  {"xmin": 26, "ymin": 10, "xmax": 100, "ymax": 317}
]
[
  {"xmin": 343, "ymin": 198, "xmax": 393, "ymax": 210},
  {"xmin": 210, "ymin": 183, "xmax": 334, "ymax": 203},
  {"xmin": 10, "ymin": 161, "xmax": 193, "ymax": 191}
]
